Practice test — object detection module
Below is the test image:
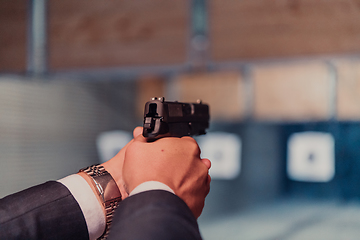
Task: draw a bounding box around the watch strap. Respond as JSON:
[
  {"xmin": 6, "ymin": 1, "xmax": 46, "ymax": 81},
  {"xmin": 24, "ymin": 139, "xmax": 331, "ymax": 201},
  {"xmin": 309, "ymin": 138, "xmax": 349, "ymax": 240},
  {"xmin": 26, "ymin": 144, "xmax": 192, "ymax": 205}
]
[{"xmin": 79, "ymin": 164, "xmax": 122, "ymax": 240}]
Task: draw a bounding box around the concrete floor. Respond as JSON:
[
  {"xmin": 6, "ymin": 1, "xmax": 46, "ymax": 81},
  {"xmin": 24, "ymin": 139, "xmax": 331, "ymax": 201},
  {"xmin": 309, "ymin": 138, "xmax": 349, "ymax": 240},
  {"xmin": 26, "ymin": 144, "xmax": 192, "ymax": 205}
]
[{"xmin": 199, "ymin": 199, "xmax": 360, "ymax": 240}]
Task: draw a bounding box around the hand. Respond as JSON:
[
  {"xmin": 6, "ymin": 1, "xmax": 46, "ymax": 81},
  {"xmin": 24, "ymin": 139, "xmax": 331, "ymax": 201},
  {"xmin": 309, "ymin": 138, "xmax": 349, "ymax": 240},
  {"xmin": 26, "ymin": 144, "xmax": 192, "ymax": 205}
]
[
  {"xmin": 100, "ymin": 127, "xmax": 143, "ymax": 200},
  {"xmin": 123, "ymin": 134, "xmax": 211, "ymax": 218}
]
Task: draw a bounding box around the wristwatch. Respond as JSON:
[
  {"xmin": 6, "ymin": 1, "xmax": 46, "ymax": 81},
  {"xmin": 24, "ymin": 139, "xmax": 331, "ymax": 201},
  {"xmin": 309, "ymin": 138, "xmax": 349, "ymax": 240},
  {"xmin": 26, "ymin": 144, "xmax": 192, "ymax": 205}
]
[{"xmin": 79, "ymin": 164, "xmax": 122, "ymax": 240}]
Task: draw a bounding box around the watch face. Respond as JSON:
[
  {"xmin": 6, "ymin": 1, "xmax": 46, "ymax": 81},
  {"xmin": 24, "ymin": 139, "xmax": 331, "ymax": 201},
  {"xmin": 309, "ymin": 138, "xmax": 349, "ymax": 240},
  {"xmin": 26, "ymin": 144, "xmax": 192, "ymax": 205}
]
[{"xmin": 80, "ymin": 164, "xmax": 121, "ymax": 201}]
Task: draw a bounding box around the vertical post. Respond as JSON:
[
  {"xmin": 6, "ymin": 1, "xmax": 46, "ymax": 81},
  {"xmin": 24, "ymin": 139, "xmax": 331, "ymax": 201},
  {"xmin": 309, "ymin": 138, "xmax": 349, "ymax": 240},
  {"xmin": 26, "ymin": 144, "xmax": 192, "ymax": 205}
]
[
  {"xmin": 327, "ymin": 61, "xmax": 338, "ymax": 121},
  {"xmin": 27, "ymin": 0, "xmax": 48, "ymax": 76},
  {"xmin": 242, "ymin": 64, "xmax": 254, "ymax": 120},
  {"xmin": 188, "ymin": 0, "xmax": 209, "ymax": 70}
]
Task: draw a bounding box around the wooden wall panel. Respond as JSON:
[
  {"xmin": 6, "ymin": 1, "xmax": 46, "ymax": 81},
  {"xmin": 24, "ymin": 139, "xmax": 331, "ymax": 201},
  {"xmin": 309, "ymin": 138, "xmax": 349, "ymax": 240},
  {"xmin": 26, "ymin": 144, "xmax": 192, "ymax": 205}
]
[
  {"xmin": 174, "ymin": 72, "xmax": 244, "ymax": 121},
  {"xmin": 253, "ymin": 62, "xmax": 330, "ymax": 120},
  {"xmin": 336, "ymin": 60, "xmax": 360, "ymax": 120},
  {"xmin": 0, "ymin": 0, "xmax": 27, "ymax": 72},
  {"xmin": 210, "ymin": 0, "xmax": 360, "ymax": 61},
  {"xmin": 48, "ymin": 0, "xmax": 189, "ymax": 70}
]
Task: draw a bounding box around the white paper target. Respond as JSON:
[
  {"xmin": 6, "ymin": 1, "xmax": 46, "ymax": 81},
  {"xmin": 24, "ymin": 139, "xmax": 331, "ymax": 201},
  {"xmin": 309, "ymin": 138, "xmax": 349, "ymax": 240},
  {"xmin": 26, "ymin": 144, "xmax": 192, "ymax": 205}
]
[
  {"xmin": 197, "ymin": 132, "xmax": 241, "ymax": 180},
  {"xmin": 287, "ymin": 132, "xmax": 335, "ymax": 182}
]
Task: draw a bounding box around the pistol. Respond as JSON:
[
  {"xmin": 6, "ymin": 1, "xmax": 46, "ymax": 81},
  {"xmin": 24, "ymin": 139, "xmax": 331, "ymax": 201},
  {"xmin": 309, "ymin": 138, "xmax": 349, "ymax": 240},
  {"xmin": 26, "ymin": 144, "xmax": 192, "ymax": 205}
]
[{"xmin": 142, "ymin": 97, "xmax": 210, "ymax": 140}]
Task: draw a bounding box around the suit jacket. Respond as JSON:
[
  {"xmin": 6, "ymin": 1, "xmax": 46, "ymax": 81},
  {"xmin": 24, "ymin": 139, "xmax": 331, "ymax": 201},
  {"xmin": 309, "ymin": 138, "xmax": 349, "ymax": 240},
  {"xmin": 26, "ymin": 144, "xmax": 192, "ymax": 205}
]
[
  {"xmin": 0, "ymin": 181, "xmax": 88, "ymax": 240},
  {"xmin": 108, "ymin": 190, "xmax": 202, "ymax": 240},
  {"xmin": 0, "ymin": 182, "xmax": 202, "ymax": 240}
]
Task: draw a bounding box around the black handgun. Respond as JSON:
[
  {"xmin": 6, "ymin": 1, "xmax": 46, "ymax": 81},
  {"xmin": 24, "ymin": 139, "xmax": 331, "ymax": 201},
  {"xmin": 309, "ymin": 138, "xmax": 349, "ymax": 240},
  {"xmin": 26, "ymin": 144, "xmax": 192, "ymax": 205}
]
[{"xmin": 142, "ymin": 97, "xmax": 210, "ymax": 140}]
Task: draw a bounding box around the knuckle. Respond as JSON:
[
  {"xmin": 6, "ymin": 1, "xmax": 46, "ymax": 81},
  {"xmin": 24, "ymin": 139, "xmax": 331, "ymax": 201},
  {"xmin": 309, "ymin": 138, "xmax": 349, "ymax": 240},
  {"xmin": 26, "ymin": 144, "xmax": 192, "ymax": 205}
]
[{"xmin": 181, "ymin": 136, "xmax": 197, "ymax": 144}]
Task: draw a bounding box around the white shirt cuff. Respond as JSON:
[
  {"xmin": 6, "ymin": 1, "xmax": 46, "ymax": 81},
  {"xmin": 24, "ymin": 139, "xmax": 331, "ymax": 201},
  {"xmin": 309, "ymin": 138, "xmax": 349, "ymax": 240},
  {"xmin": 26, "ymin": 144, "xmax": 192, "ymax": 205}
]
[
  {"xmin": 130, "ymin": 181, "xmax": 175, "ymax": 196},
  {"xmin": 58, "ymin": 175, "xmax": 174, "ymax": 240},
  {"xmin": 58, "ymin": 174, "xmax": 105, "ymax": 240}
]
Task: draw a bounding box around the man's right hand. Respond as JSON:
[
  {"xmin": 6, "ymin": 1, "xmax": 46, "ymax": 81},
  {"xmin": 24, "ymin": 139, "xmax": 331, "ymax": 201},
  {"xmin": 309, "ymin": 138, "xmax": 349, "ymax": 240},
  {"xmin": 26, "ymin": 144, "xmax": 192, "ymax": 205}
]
[{"xmin": 122, "ymin": 133, "xmax": 211, "ymax": 218}]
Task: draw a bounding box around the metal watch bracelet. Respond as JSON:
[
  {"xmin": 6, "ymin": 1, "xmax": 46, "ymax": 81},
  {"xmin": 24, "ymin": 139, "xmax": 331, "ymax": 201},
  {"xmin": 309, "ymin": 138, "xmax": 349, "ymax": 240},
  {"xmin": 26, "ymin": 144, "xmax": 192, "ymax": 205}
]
[{"xmin": 79, "ymin": 164, "xmax": 122, "ymax": 240}]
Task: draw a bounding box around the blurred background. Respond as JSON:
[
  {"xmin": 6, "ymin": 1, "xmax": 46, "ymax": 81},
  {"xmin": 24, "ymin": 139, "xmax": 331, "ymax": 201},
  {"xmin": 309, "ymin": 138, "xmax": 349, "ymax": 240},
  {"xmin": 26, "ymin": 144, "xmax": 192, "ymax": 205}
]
[{"xmin": 1, "ymin": 0, "xmax": 360, "ymax": 239}]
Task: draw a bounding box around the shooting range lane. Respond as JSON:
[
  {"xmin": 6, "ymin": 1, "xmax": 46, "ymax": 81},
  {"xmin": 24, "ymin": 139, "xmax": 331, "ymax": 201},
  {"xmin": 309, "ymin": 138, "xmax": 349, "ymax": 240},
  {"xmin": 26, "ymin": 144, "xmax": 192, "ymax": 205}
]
[{"xmin": 199, "ymin": 199, "xmax": 360, "ymax": 240}]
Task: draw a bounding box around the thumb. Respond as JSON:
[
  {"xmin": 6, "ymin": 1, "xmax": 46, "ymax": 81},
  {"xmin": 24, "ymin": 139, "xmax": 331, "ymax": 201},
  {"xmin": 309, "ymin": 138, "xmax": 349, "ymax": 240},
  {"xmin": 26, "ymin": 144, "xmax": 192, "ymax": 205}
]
[
  {"xmin": 132, "ymin": 127, "xmax": 148, "ymax": 143},
  {"xmin": 133, "ymin": 126, "xmax": 143, "ymax": 138}
]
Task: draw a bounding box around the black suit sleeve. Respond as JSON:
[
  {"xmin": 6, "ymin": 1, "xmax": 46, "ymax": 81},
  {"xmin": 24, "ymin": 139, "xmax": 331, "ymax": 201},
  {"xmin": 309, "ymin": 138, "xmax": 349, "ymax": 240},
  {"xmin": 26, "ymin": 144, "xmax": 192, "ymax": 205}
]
[
  {"xmin": 0, "ymin": 181, "xmax": 89, "ymax": 240},
  {"xmin": 108, "ymin": 190, "xmax": 203, "ymax": 240}
]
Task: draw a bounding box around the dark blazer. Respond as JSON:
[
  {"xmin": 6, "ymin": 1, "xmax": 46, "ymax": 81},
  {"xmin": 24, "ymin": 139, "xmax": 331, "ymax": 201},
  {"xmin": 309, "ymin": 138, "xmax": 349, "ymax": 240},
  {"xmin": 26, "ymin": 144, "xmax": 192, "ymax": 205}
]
[
  {"xmin": 0, "ymin": 182, "xmax": 202, "ymax": 240},
  {"xmin": 108, "ymin": 190, "xmax": 203, "ymax": 240},
  {"xmin": 0, "ymin": 181, "xmax": 88, "ymax": 240}
]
